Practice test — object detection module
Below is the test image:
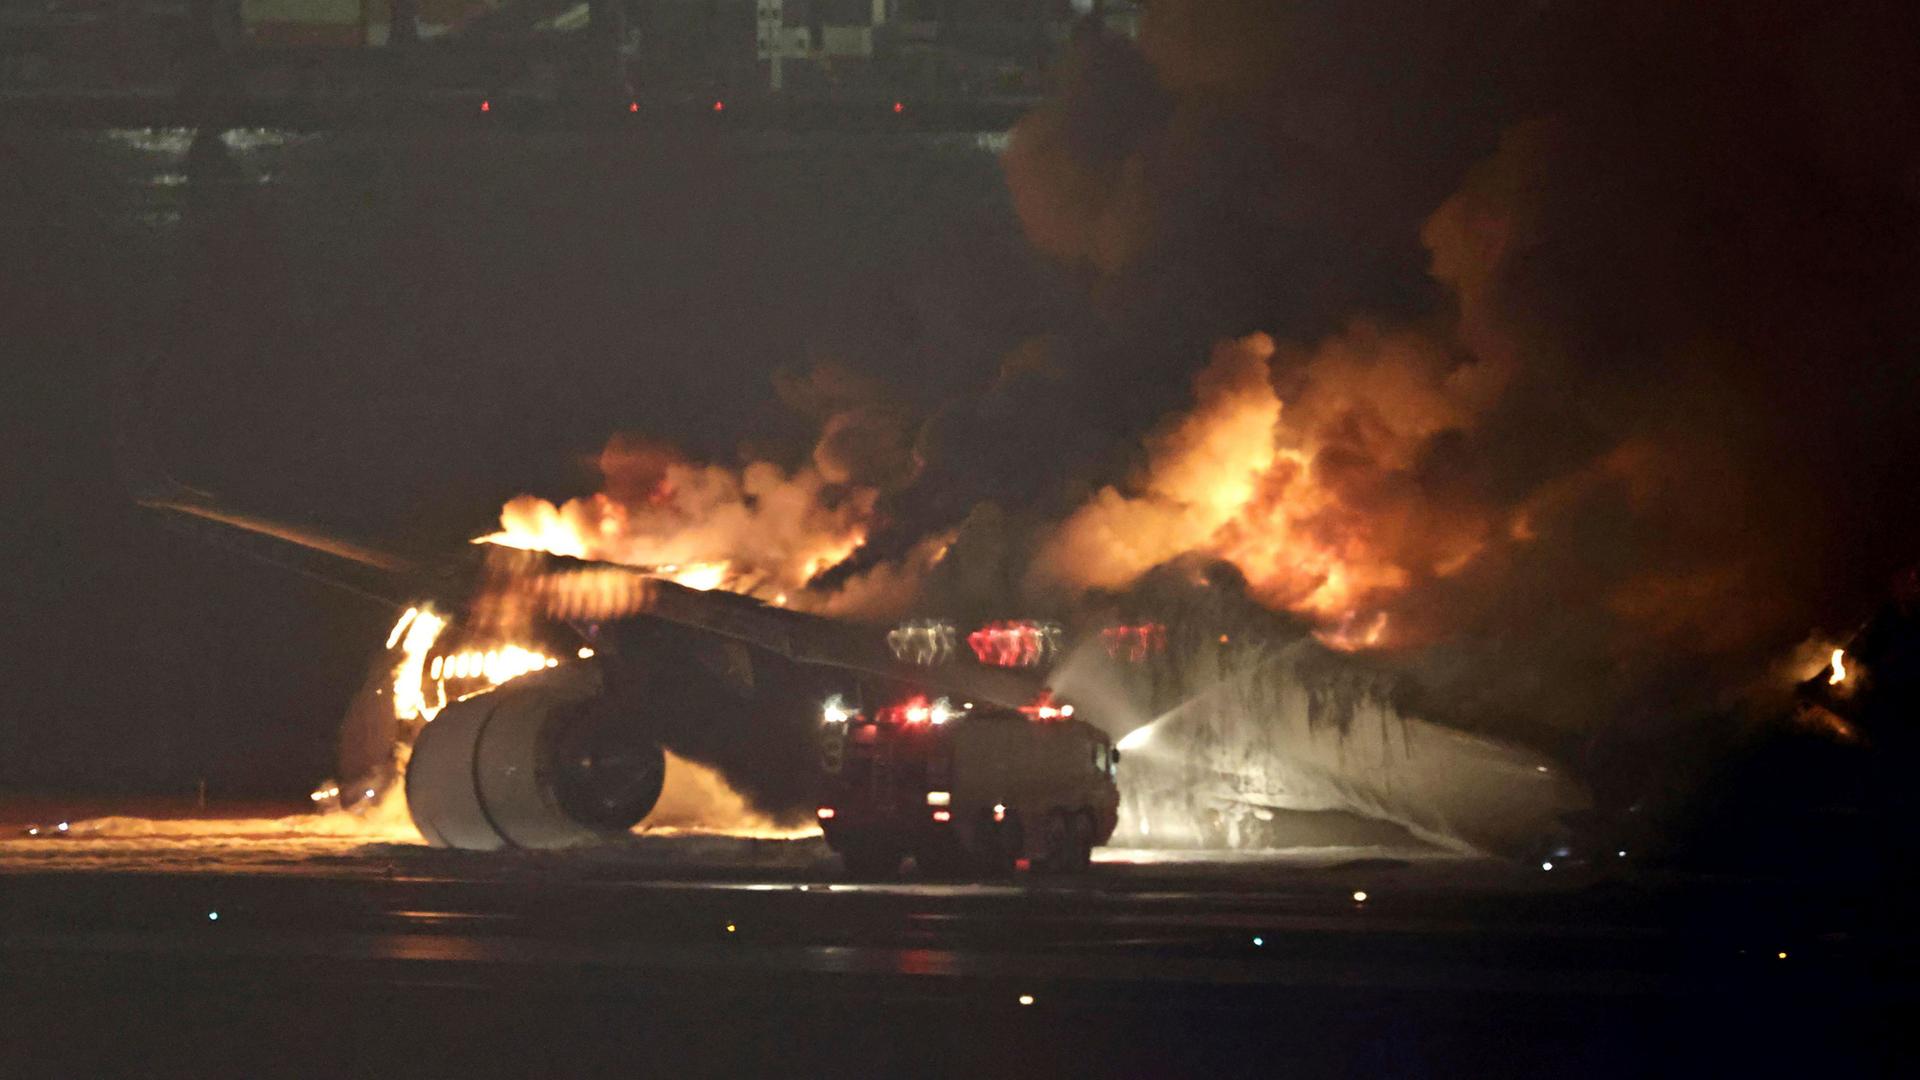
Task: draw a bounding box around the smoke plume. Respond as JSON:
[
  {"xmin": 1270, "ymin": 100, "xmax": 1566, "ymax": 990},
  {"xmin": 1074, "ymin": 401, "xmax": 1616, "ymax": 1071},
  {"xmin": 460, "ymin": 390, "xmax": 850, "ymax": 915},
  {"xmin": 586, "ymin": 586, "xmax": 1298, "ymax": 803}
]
[
  {"xmin": 1000, "ymin": 1, "xmax": 1920, "ymax": 761},
  {"xmin": 495, "ymin": 2, "xmax": 1920, "ymax": 797}
]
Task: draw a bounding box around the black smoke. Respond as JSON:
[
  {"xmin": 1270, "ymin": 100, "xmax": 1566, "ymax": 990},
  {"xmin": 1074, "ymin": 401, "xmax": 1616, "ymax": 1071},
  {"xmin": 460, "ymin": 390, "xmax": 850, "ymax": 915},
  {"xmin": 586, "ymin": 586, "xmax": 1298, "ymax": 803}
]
[{"xmin": 867, "ymin": 1, "xmax": 1920, "ymax": 790}]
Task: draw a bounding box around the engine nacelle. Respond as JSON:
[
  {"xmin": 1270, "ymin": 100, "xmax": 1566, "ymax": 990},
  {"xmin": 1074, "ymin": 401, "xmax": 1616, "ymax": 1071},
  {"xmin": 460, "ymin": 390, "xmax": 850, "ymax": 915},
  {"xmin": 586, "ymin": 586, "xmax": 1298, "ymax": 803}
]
[{"xmin": 405, "ymin": 662, "xmax": 665, "ymax": 850}]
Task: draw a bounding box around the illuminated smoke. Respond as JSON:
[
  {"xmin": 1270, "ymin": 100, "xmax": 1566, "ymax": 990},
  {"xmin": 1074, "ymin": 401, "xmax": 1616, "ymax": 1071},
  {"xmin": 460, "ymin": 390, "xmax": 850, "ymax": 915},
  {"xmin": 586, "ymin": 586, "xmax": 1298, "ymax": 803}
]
[
  {"xmin": 484, "ymin": 435, "xmax": 875, "ymax": 603},
  {"xmin": 1000, "ymin": 2, "xmax": 1920, "ymax": 757},
  {"xmin": 642, "ymin": 751, "xmax": 819, "ymax": 839}
]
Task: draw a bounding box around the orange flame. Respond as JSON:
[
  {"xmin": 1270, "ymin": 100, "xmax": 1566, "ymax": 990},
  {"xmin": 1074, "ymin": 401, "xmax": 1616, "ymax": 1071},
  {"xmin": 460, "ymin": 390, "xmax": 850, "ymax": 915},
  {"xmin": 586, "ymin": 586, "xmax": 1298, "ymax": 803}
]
[
  {"xmin": 479, "ymin": 447, "xmax": 872, "ymax": 604},
  {"xmin": 1034, "ymin": 330, "xmax": 1484, "ymax": 648}
]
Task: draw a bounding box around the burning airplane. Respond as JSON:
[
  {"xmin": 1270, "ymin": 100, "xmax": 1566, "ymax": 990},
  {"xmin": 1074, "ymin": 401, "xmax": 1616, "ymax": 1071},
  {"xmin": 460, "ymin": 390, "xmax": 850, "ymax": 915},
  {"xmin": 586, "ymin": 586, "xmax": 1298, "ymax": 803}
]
[{"xmin": 136, "ymin": 451, "xmax": 1591, "ymax": 859}]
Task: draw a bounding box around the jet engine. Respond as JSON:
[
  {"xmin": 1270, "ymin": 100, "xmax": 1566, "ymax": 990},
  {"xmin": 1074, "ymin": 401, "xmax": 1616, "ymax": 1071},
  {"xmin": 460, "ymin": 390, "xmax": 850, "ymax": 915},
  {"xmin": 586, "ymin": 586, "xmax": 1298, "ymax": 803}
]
[{"xmin": 405, "ymin": 662, "xmax": 666, "ymax": 850}]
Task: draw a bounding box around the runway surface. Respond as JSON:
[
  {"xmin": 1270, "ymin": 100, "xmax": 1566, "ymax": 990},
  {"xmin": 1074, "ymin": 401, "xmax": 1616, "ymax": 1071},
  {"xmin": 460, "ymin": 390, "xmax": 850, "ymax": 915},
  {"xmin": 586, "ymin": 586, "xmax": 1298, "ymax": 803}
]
[{"xmin": 2, "ymin": 810, "xmax": 1915, "ymax": 1077}]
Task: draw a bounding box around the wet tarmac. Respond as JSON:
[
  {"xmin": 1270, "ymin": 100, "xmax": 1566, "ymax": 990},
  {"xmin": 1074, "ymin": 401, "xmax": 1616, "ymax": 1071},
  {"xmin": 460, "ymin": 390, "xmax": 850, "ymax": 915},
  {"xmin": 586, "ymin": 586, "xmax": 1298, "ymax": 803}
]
[{"xmin": 3, "ymin": 824, "xmax": 1914, "ymax": 1077}]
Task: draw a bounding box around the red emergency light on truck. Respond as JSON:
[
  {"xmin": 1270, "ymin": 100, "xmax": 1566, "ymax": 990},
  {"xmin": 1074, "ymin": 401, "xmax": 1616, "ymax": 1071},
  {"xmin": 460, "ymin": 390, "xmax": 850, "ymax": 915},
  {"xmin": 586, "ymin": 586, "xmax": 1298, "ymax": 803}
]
[{"xmin": 815, "ymin": 693, "xmax": 1119, "ymax": 877}]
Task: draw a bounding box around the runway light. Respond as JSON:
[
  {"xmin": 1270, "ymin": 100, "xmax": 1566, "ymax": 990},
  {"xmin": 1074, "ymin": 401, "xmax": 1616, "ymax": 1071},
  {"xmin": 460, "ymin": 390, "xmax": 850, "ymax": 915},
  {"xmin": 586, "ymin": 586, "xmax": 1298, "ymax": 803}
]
[
  {"xmin": 1017, "ymin": 994, "xmax": 1034, "ymax": 1006},
  {"xmin": 1541, "ymin": 861, "xmax": 1554, "ymax": 871},
  {"xmin": 1352, "ymin": 890, "xmax": 1368, "ymax": 903}
]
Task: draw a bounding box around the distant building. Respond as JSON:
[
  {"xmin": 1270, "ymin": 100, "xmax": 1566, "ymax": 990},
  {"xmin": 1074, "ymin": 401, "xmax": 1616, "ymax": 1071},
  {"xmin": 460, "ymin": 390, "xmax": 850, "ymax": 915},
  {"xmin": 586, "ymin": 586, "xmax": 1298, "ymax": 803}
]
[{"xmin": 241, "ymin": 0, "xmax": 506, "ymax": 47}]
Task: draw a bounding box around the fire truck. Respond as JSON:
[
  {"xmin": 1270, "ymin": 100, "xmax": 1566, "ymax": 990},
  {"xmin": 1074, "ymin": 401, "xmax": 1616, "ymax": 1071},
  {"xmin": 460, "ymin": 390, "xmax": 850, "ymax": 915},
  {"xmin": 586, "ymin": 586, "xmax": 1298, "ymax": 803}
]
[{"xmin": 815, "ymin": 692, "xmax": 1120, "ymax": 876}]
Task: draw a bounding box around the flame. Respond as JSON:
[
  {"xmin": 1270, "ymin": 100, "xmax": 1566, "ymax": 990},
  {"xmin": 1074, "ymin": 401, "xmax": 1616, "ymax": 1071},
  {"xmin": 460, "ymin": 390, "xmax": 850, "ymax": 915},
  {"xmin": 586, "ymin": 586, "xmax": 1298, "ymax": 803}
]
[
  {"xmin": 1034, "ymin": 329, "xmax": 1488, "ymax": 649},
  {"xmin": 391, "ymin": 606, "xmax": 563, "ymax": 726},
  {"xmin": 391, "ymin": 606, "xmax": 449, "ymax": 723},
  {"xmin": 655, "ymin": 561, "xmax": 729, "ymax": 592},
  {"xmin": 1829, "ymin": 648, "xmax": 1847, "ymax": 685},
  {"xmin": 478, "ymin": 445, "xmax": 874, "ymax": 605}
]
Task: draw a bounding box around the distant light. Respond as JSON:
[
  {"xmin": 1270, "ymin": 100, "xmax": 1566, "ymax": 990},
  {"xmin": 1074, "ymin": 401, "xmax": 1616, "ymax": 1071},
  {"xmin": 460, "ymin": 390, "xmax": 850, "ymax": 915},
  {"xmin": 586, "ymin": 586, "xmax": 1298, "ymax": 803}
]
[
  {"xmin": 26, "ymin": 827, "xmax": 38, "ymax": 836},
  {"xmin": 56, "ymin": 822, "xmax": 69, "ymax": 833},
  {"xmin": 893, "ymin": 101, "xmax": 904, "ymax": 114},
  {"xmin": 1541, "ymin": 861, "xmax": 1554, "ymax": 871},
  {"xmin": 1352, "ymin": 890, "xmax": 1368, "ymax": 903},
  {"xmin": 816, "ymin": 807, "xmax": 835, "ymax": 820},
  {"xmin": 1218, "ymin": 634, "xmax": 1230, "ymax": 644},
  {"xmin": 1535, "ymin": 765, "xmax": 1549, "ymax": 773},
  {"xmin": 480, "ymin": 100, "xmax": 490, "ymax": 113},
  {"xmin": 365, "ymin": 789, "xmax": 377, "ymax": 800},
  {"xmin": 629, "ymin": 102, "xmax": 639, "ymax": 113},
  {"xmin": 712, "ymin": 100, "xmax": 725, "ymax": 112},
  {"xmin": 1252, "ymin": 936, "xmax": 1264, "ymax": 947},
  {"xmin": 927, "ymin": 791, "xmax": 951, "ymax": 807},
  {"xmin": 1777, "ymin": 951, "xmax": 1788, "ymax": 960},
  {"xmin": 823, "ymin": 697, "xmax": 851, "ymax": 725},
  {"xmin": 726, "ymin": 923, "xmax": 737, "ymax": 933},
  {"xmin": 992, "ymin": 803, "xmax": 1006, "ymax": 823},
  {"xmin": 207, "ymin": 911, "xmax": 219, "ymax": 922},
  {"xmin": 932, "ymin": 809, "xmax": 952, "ymax": 822},
  {"xmin": 1617, "ymin": 850, "xmax": 1627, "ymax": 858},
  {"xmin": 578, "ymin": 647, "xmax": 595, "ymax": 659},
  {"xmin": 1017, "ymin": 994, "xmax": 1034, "ymax": 1006},
  {"xmin": 1059, "ymin": 705, "xmax": 1074, "ymax": 717}
]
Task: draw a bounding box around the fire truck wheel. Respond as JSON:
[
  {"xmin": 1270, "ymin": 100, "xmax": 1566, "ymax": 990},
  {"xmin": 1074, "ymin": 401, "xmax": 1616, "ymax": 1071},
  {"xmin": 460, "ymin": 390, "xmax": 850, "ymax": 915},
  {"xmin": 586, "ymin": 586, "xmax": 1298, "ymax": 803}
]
[
  {"xmin": 1037, "ymin": 810, "xmax": 1089, "ymax": 873},
  {"xmin": 839, "ymin": 842, "xmax": 903, "ymax": 879},
  {"xmin": 1068, "ymin": 811, "xmax": 1098, "ymax": 871}
]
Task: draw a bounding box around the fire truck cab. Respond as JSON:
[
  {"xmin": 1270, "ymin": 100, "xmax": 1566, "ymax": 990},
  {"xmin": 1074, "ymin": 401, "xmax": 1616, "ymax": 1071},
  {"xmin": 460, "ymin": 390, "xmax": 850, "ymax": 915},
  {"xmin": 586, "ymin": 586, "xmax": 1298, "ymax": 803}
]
[{"xmin": 816, "ymin": 694, "xmax": 1120, "ymax": 877}]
